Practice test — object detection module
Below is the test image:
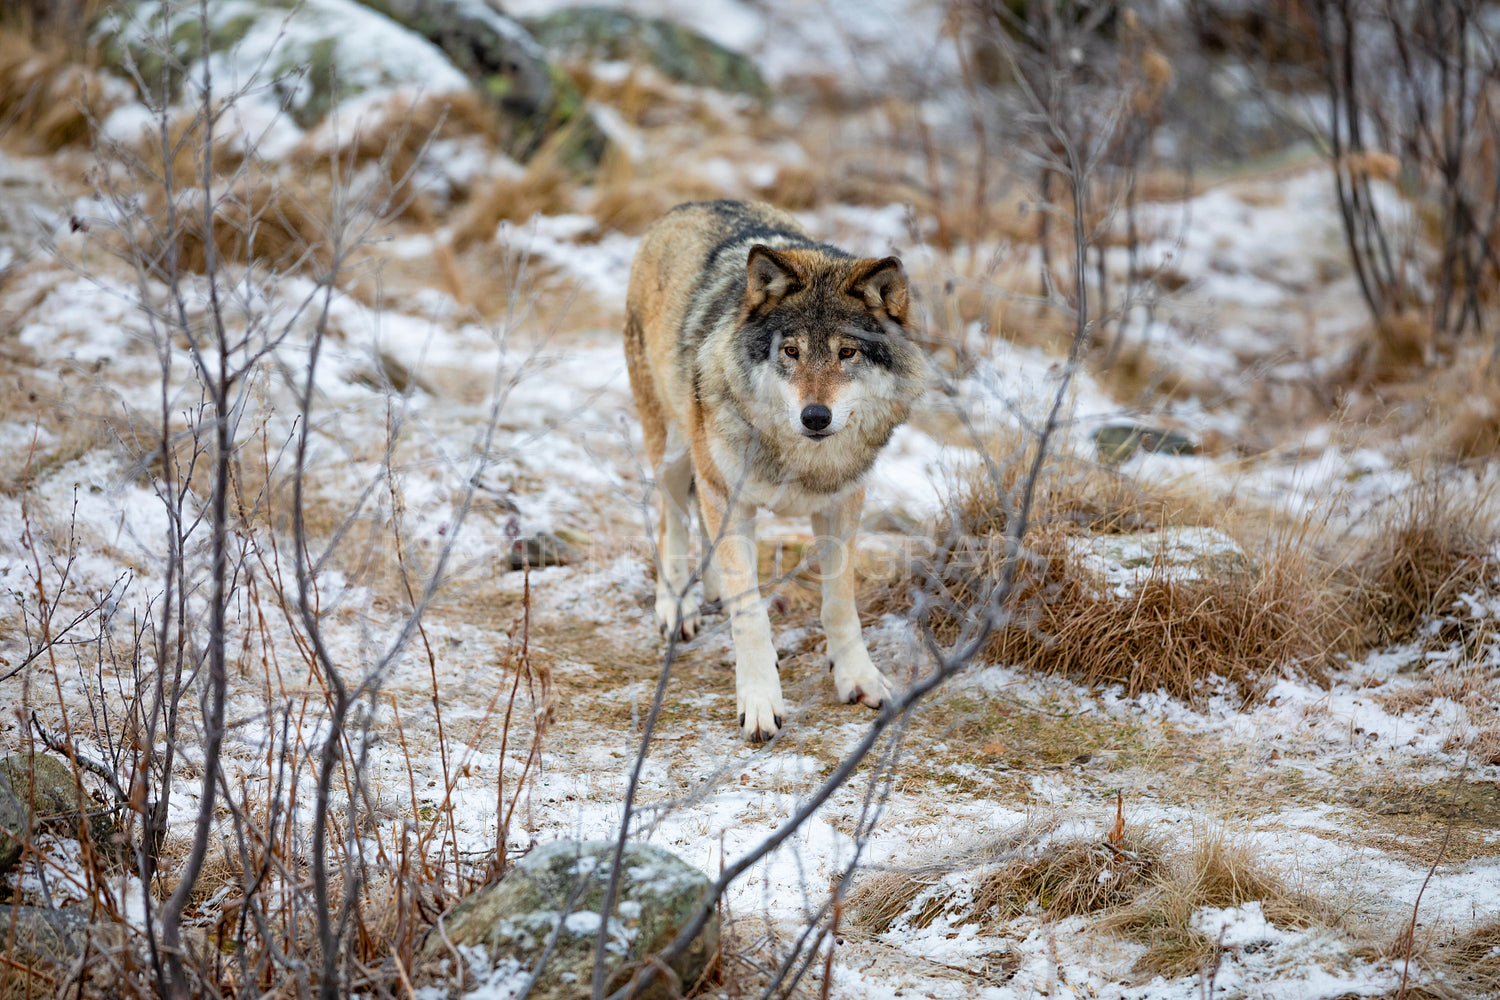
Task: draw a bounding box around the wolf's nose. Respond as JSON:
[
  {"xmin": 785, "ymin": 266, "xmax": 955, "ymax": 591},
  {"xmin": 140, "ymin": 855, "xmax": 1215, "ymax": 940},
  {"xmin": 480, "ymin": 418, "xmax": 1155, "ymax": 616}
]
[{"xmin": 801, "ymin": 405, "xmax": 832, "ymax": 431}]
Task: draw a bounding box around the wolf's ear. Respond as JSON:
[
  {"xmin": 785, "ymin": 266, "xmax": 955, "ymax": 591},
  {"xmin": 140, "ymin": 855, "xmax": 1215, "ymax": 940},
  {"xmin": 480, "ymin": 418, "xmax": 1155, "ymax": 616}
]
[
  {"xmin": 847, "ymin": 256, "xmax": 909, "ymax": 325},
  {"xmin": 746, "ymin": 245, "xmax": 803, "ymax": 312}
]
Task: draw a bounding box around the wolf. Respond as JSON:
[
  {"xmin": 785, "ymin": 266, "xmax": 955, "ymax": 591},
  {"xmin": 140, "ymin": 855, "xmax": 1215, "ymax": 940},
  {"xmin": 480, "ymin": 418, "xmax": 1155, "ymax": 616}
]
[{"xmin": 623, "ymin": 200, "xmax": 926, "ymax": 741}]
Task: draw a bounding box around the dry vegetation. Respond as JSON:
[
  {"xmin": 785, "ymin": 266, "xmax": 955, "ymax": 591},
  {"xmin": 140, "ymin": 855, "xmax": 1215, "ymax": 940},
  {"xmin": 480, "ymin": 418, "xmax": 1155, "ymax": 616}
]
[
  {"xmin": 0, "ymin": 30, "xmax": 116, "ymax": 152},
  {"xmin": 3, "ymin": 2, "xmax": 1500, "ymax": 998},
  {"xmin": 847, "ymin": 814, "xmax": 1321, "ymax": 983},
  {"xmin": 862, "ymin": 435, "xmax": 1500, "ymax": 705}
]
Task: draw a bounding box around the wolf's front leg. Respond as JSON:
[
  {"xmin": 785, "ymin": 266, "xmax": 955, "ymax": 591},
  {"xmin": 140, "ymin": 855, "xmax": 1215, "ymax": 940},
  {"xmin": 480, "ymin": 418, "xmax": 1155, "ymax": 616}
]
[
  {"xmin": 700, "ymin": 494, "xmax": 784, "ymax": 741},
  {"xmin": 813, "ymin": 490, "xmax": 891, "ymax": 710}
]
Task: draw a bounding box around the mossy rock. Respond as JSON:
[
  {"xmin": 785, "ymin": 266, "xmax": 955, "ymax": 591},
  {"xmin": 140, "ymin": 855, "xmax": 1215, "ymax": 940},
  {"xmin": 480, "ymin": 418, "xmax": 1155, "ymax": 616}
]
[
  {"xmin": 522, "ymin": 7, "xmax": 770, "ymax": 102},
  {"xmin": 357, "ymin": 0, "xmax": 608, "ymax": 168},
  {"xmin": 426, "ymin": 840, "xmax": 718, "ymax": 1000},
  {"xmin": 0, "ymin": 754, "xmax": 89, "ymax": 873},
  {"xmin": 1092, "ymin": 423, "xmax": 1197, "ymax": 464},
  {"xmin": 99, "ymin": 0, "xmax": 470, "ymax": 128}
]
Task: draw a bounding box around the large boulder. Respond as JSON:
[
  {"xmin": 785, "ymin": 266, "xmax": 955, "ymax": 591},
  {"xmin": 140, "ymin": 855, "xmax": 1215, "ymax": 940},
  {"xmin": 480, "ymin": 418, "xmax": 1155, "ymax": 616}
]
[
  {"xmin": 98, "ymin": 0, "xmax": 605, "ymax": 166},
  {"xmin": 426, "ymin": 840, "xmax": 718, "ymax": 1000},
  {"xmin": 0, "ymin": 905, "xmax": 127, "ymax": 968},
  {"xmin": 522, "ymin": 7, "xmax": 770, "ymax": 102},
  {"xmin": 0, "ymin": 753, "xmax": 88, "ymax": 873},
  {"xmin": 359, "ymin": 0, "xmax": 608, "ymax": 166},
  {"xmin": 100, "ymin": 0, "xmax": 470, "ymax": 127}
]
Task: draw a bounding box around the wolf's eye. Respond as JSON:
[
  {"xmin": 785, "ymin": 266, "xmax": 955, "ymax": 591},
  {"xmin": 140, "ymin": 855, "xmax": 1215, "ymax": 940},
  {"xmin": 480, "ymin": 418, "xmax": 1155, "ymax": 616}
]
[
  {"xmin": 783, "ymin": 343, "xmax": 799, "ymax": 359},
  {"xmin": 838, "ymin": 346, "xmax": 857, "ymax": 360}
]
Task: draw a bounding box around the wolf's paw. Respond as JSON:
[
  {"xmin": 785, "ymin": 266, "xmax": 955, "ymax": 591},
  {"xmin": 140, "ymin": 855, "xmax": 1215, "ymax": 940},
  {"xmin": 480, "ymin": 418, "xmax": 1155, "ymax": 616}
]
[
  {"xmin": 831, "ymin": 650, "xmax": 892, "ymax": 710},
  {"xmin": 655, "ymin": 592, "xmax": 699, "ymax": 642},
  {"xmin": 737, "ymin": 687, "xmax": 786, "ymax": 743}
]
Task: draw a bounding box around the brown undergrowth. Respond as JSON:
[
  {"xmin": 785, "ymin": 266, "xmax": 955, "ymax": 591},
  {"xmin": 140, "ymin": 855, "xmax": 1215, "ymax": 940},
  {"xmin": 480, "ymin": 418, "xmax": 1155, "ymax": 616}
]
[
  {"xmin": 868, "ymin": 429, "xmax": 1500, "ymax": 702},
  {"xmin": 846, "ymin": 823, "xmax": 1168, "ymax": 936},
  {"xmin": 0, "ymin": 29, "xmax": 117, "ymax": 153},
  {"xmin": 864, "ymin": 456, "xmax": 1349, "ymax": 703},
  {"xmin": 1108, "ymin": 826, "xmax": 1321, "ymax": 979},
  {"xmin": 1350, "ymin": 480, "xmax": 1500, "ymax": 648},
  {"xmin": 846, "ymin": 815, "xmax": 1317, "ymax": 982}
]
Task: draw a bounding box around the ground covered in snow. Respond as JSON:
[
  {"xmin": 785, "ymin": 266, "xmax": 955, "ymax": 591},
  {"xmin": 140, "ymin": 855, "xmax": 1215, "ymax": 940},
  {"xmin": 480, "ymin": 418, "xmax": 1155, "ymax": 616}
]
[{"xmin": 2, "ymin": 1, "xmax": 1499, "ymax": 998}]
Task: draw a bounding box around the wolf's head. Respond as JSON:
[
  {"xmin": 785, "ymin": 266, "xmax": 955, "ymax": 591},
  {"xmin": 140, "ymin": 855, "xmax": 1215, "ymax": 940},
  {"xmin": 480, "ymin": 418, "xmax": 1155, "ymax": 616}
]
[{"xmin": 737, "ymin": 244, "xmax": 926, "ymax": 444}]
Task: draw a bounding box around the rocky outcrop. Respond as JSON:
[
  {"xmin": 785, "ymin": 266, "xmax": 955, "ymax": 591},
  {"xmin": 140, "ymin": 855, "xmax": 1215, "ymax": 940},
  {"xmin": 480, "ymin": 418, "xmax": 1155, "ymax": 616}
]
[
  {"xmin": 425, "ymin": 839, "xmax": 718, "ymax": 1000},
  {"xmin": 522, "ymin": 7, "xmax": 770, "ymax": 101}
]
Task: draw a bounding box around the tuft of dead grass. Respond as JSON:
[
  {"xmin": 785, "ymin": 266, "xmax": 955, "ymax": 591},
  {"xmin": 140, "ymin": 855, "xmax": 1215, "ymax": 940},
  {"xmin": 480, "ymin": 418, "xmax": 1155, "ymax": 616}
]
[
  {"xmin": 1440, "ymin": 917, "xmax": 1500, "ymax": 998},
  {"xmin": 865, "ymin": 459, "xmax": 1347, "ymax": 703},
  {"xmin": 450, "ymin": 146, "xmax": 576, "ymax": 250},
  {"xmin": 158, "ymin": 177, "xmax": 330, "ymax": 275},
  {"xmin": 0, "ymin": 30, "xmax": 117, "ymax": 152},
  {"xmin": 1349, "ymin": 481, "xmax": 1499, "ymax": 647},
  {"xmin": 847, "ymin": 820, "xmax": 1168, "ymax": 936},
  {"xmin": 1107, "ymin": 825, "xmax": 1320, "ymax": 979},
  {"xmin": 585, "ymin": 148, "xmax": 721, "ymax": 235},
  {"xmin": 290, "ymin": 91, "xmax": 500, "ymax": 225}
]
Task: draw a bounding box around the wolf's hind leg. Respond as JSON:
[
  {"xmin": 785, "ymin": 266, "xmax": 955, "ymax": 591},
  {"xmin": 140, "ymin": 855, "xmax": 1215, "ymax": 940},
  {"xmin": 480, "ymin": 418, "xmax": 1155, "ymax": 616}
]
[
  {"xmin": 696, "ymin": 501, "xmax": 722, "ymax": 607},
  {"xmin": 653, "ymin": 446, "xmax": 699, "ymax": 640},
  {"xmin": 813, "ymin": 490, "xmax": 891, "ymax": 711}
]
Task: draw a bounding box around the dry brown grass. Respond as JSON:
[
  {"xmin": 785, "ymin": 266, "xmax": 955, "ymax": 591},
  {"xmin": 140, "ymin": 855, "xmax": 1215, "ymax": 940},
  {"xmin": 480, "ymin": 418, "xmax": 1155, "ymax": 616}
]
[
  {"xmin": 846, "ymin": 821, "xmax": 1167, "ymax": 936},
  {"xmin": 1349, "ymin": 482, "xmax": 1499, "ymax": 647},
  {"xmin": 1439, "ymin": 917, "xmax": 1500, "ymax": 999},
  {"xmin": 161, "ymin": 177, "xmax": 330, "ymax": 275},
  {"xmin": 865, "ymin": 458, "xmax": 1347, "ymax": 703},
  {"xmin": 103, "ymin": 115, "xmax": 337, "ymax": 276},
  {"xmin": 846, "ymin": 816, "xmax": 1319, "ymax": 982},
  {"xmin": 449, "ymin": 147, "xmax": 577, "ymax": 250},
  {"xmin": 289, "ymin": 91, "xmax": 499, "ymax": 226},
  {"xmin": 0, "ymin": 29, "xmax": 117, "ymax": 152},
  {"xmin": 586, "ymin": 149, "xmax": 722, "ymax": 235},
  {"xmin": 1107, "ymin": 826, "xmax": 1319, "ymax": 979}
]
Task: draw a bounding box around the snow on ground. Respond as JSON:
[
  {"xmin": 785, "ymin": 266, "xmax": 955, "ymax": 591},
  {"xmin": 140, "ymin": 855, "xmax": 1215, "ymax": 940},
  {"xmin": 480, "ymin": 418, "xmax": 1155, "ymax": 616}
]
[{"xmin": 2, "ymin": 2, "xmax": 1499, "ymax": 998}]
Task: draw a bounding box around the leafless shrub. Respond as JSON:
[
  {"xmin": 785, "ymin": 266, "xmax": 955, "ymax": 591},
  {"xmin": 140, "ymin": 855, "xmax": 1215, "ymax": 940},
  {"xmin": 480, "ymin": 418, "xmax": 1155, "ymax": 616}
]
[
  {"xmin": 1306, "ymin": 0, "xmax": 1500, "ymax": 350},
  {"xmin": 5, "ymin": 3, "xmax": 544, "ymax": 998}
]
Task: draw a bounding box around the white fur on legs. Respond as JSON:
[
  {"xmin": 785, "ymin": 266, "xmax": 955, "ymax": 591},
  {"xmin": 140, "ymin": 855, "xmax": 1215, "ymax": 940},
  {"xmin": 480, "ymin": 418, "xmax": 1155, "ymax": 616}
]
[
  {"xmin": 654, "ymin": 450, "xmax": 699, "ymax": 640},
  {"xmin": 696, "ymin": 504, "xmax": 723, "ymax": 606},
  {"xmin": 704, "ymin": 498, "xmax": 784, "ymax": 741},
  {"xmin": 813, "ymin": 492, "xmax": 891, "ymax": 710}
]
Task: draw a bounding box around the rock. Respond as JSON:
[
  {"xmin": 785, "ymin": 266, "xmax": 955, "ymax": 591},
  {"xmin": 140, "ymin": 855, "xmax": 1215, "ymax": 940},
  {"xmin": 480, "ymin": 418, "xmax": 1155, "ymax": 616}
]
[
  {"xmin": 1092, "ymin": 423, "xmax": 1197, "ymax": 464},
  {"xmin": 358, "ymin": 0, "xmax": 608, "ymax": 167},
  {"xmin": 0, "ymin": 754, "xmax": 87, "ymax": 873},
  {"xmin": 100, "ymin": 0, "xmax": 471, "ymax": 128},
  {"xmin": 424, "ymin": 839, "xmax": 718, "ymax": 1000},
  {"xmin": 0, "ymin": 906, "xmax": 126, "ymax": 968},
  {"xmin": 522, "ymin": 7, "xmax": 770, "ymax": 101},
  {"xmin": 508, "ymin": 531, "xmax": 579, "ymax": 571},
  {"xmin": 98, "ymin": 0, "xmax": 605, "ymax": 167}
]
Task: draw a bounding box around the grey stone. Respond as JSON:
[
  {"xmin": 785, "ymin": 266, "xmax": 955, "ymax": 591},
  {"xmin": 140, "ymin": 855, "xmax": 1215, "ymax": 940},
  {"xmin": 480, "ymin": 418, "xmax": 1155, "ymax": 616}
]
[
  {"xmin": 0, "ymin": 905, "xmax": 127, "ymax": 968},
  {"xmin": 522, "ymin": 7, "xmax": 770, "ymax": 101},
  {"xmin": 0, "ymin": 754, "xmax": 88, "ymax": 874},
  {"xmin": 359, "ymin": 0, "xmax": 608, "ymax": 166},
  {"xmin": 98, "ymin": 0, "xmax": 606, "ymax": 167},
  {"xmin": 1092, "ymin": 423, "xmax": 1198, "ymax": 464},
  {"xmin": 425, "ymin": 840, "xmax": 718, "ymax": 1000}
]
